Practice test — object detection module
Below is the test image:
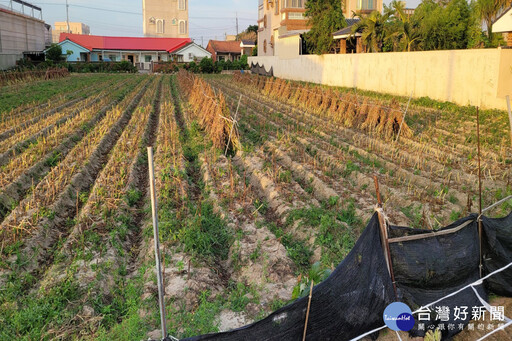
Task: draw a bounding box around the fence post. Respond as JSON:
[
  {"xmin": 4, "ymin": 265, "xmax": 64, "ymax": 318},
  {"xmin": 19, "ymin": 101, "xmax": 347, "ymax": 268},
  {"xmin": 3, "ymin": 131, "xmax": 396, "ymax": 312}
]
[
  {"xmin": 373, "ymin": 176, "xmax": 398, "ymax": 299},
  {"xmin": 148, "ymin": 147, "xmax": 168, "ymax": 339},
  {"xmin": 507, "ymin": 95, "xmax": 512, "ymax": 147}
]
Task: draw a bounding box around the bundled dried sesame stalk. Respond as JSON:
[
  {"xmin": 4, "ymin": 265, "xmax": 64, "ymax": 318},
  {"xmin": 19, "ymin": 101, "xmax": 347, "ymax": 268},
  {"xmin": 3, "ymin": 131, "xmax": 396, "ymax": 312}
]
[
  {"xmin": 177, "ymin": 70, "xmax": 241, "ymax": 151},
  {"xmin": 233, "ymin": 72, "xmax": 414, "ymax": 140}
]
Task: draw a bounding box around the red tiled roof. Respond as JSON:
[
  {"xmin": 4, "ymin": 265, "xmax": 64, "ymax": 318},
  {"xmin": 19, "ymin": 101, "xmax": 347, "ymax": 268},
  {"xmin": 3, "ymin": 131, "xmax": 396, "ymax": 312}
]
[
  {"xmin": 207, "ymin": 40, "xmax": 242, "ymax": 53},
  {"xmin": 59, "ymin": 33, "xmax": 191, "ymax": 53}
]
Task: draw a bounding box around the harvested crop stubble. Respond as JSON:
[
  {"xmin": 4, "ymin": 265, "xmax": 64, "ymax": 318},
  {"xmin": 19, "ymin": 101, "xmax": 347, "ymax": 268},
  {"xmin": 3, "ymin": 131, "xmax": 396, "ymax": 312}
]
[
  {"xmin": 0, "ymin": 68, "xmax": 69, "ymax": 87},
  {"xmin": 0, "ymin": 87, "xmax": 123, "ymax": 187},
  {"xmin": 0, "ymin": 80, "xmax": 144, "ymax": 243},
  {"xmin": 177, "ymin": 70, "xmax": 241, "ymax": 151},
  {"xmin": 233, "ymin": 73, "xmax": 412, "ymax": 139}
]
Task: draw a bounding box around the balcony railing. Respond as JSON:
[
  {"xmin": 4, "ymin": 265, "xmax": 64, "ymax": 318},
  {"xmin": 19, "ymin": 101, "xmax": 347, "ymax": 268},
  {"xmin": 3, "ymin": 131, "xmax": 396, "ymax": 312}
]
[
  {"xmin": 282, "ymin": 0, "xmax": 305, "ymax": 9},
  {"xmin": 357, "ymin": 0, "xmax": 377, "ymax": 11}
]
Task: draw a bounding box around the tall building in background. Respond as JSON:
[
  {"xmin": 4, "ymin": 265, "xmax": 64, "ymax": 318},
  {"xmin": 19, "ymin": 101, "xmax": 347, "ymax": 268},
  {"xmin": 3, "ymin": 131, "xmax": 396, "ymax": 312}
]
[
  {"xmin": 143, "ymin": 0, "xmax": 189, "ymax": 38},
  {"xmin": 52, "ymin": 22, "xmax": 90, "ymax": 43},
  {"xmin": 258, "ymin": 0, "xmax": 383, "ymax": 56}
]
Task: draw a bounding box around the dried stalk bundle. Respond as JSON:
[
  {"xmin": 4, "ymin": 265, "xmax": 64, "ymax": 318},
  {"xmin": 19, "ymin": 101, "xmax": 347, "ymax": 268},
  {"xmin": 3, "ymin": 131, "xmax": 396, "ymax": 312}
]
[
  {"xmin": 232, "ymin": 74, "xmax": 415, "ymax": 140},
  {"xmin": 178, "ymin": 70, "xmax": 241, "ymax": 152},
  {"xmin": 361, "ymin": 100, "xmax": 383, "ymax": 132}
]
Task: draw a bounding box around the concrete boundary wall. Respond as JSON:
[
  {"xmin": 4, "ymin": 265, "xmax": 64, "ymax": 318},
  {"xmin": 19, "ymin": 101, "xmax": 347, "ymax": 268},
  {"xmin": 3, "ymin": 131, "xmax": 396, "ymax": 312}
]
[{"xmin": 249, "ymin": 48, "xmax": 512, "ymax": 111}]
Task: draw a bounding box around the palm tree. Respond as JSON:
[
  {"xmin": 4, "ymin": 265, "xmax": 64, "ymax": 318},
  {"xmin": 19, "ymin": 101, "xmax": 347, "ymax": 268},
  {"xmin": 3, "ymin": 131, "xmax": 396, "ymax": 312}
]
[
  {"xmin": 476, "ymin": 0, "xmax": 510, "ymax": 42},
  {"xmin": 386, "ymin": 0, "xmax": 421, "ymax": 51},
  {"xmin": 351, "ymin": 11, "xmax": 391, "ymax": 52}
]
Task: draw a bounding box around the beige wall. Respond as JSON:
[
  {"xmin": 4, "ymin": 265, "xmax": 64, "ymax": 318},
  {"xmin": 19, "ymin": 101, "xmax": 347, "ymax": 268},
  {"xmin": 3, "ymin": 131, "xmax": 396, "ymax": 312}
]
[
  {"xmin": 0, "ymin": 9, "xmax": 45, "ymax": 69},
  {"xmin": 275, "ymin": 34, "xmax": 301, "ymax": 59},
  {"xmin": 143, "ymin": 0, "xmax": 188, "ymax": 38},
  {"xmin": 493, "ymin": 9, "xmax": 512, "ymax": 33},
  {"xmin": 249, "ymin": 48, "xmax": 512, "ymax": 111},
  {"xmin": 53, "ymin": 22, "xmax": 90, "ymax": 43}
]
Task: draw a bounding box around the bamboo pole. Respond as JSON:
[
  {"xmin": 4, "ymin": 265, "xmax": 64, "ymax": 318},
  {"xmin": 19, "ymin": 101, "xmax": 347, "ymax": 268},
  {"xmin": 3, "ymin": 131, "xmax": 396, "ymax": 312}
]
[
  {"xmin": 302, "ymin": 280, "xmax": 314, "ymax": 341},
  {"xmin": 148, "ymin": 146, "xmax": 167, "ymax": 339},
  {"xmin": 476, "ymin": 108, "xmax": 483, "ymax": 279},
  {"xmin": 373, "ymin": 176, "xmax": 398, "ymax": 298},
  {"xmin": 507, "ymin": 95, "xmax": 512, "ymax": 147},
  {"xmin": 225, "ymin": 94, "xmax": 242, "ymax": 156},
  {"xmin": 395, "ymin": 91, "xmax": 413, "ymax": 143}
]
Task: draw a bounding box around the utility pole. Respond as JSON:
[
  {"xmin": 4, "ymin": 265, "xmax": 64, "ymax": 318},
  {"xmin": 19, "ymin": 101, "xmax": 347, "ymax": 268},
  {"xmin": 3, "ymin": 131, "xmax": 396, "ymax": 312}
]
[
  {"xmin": 66, "ymin": 0, "xmax": 70, "ymax": 33},
  {"xmin": 236, "ymin": 12, "xmax": 239, "ymax": 38}
]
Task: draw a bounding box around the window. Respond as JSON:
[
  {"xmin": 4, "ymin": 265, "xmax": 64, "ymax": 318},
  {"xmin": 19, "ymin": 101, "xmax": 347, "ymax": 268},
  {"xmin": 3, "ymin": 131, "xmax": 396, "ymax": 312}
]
[
  {"xmin": 189, "ymin": 53, "xmax": 193, "ymax": 60},
  {"xmin": 172, "ymin": 18, "xmax": 178, "ymax": 25},
  {"xmin": 156, "ymin": 19, "xmax": 164, "ymax": 33},
  {"xmin": 275, "ymin": 0, "xmax": 279, "ymax": 15},
  {"xmin": 357, "ymin": 0, "xmax": 375, "ymax": 10},
  {"xmin": 179, "ymin": 0, "xmax": 186, "ymax": 10},
  {"xmin": 218, "ymin": 55, "xmax": 225, "ymax": 61},
  {"xmin": 284, "ymin": 0, "xmax": 303, "ymax": 8},
  {"xmin": 179, "ymin": 20, "xmax": 187, "ymax": 35},
  {"xmin": 145, "ymin": 55, "xmax": 152, "ymax": 62},
  {"xmin": 263, "ymin": 39, "xmax": 267, "ymax": 53},
  {"xmin": 288, "ymin": 12, "xmax": 304, "ymax": 19}
]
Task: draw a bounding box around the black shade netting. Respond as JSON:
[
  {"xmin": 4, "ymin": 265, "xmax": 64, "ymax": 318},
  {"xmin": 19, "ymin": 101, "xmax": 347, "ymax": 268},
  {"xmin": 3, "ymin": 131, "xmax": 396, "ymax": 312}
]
[
  {"xmin": 389, "ymin": 215, "xmax": 484, "ymax": 339},
  {"xmin": 250, "ymin": 63, "xmax": 273, "ymax": 77},
  {"xmin": 182, "ymin": 214, "xmax": 396, "ymax": 341},
  {"xmin": 169, "ymin": 211, "xmax": 512, "ymax": 341},
  {"xmin": 482, "ymin": 211, "xmax": 512, "ymax": 296}
]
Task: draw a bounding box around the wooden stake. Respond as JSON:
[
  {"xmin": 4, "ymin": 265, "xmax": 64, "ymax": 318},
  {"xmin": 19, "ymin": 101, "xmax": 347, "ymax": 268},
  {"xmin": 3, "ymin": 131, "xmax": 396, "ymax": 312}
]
[
  {"xmin": 396, "ymin": 91, "xmax": 413, "ymax": 143},
  {"xmin": 302, "ymin": 280, "xmax": 314, "ymax": 341},
  {"xmin": 507, "ymin": 95, "xmax": 512, "ymax": 147},
  {"xmin": 225, "ymin": 94, "xmax": 242, "ymax": 156},
  {"xmin": 374, "ymin": 176, "xmax": 398, "ymax": 299},
  {"xmin": 148, "ymin": 147, "xmax": 168, "ymax": 339}
]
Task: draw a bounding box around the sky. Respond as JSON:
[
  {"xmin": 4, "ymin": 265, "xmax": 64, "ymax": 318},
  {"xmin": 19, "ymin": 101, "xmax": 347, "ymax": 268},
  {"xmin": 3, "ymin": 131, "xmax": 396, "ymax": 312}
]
[{"xmin": 0, "ymin": 0, "xmax": 421, "ymax": 47}]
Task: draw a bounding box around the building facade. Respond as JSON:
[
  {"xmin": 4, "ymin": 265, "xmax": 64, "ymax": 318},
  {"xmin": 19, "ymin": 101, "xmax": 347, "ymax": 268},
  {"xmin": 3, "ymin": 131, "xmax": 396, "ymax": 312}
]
[
  {"xmin": 143, "ymin": 0, "xmax": 189, "ymax": 38},
  {"xmin": 492, "ymin": 6, "xmax": 512, "ymax": 47},
  {"xmin": 257, "ymin": 0, "xmax": 383, "ymax": 57},
  {"xmin": 55, "ymin": 33, "xmax": 204, "ymax": 71},
  {"xmin": 52, "ymin": 22, "xmax": 90, "ymax": 43},
  {"xmin": 0, "ymin": 3, "xmax": 46, "ymax": 69},
  {"xmin": 206, "ymin": 40, "xmax": 242, "ymax": 62}
]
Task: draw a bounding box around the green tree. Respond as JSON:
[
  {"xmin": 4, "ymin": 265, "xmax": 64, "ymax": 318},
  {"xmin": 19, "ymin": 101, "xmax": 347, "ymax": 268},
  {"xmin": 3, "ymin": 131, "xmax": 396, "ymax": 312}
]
[
  {"xmin": 476, "ymin": 0, "xmax": 509, "ymax": 44},
  {"xmin": 352, "ymin": 11, "xmax": 391, "ymax": 52},
  {"xmin": 199, "ymin": 57, "xmax": 214, "ymax": 73},
  {"xmin": 412, "ymin": 0, "xmax": 478, "ymax": 50},
  {"xmin": 45, "ymin": 44, "xmax": 64, "ymax": 63},
  {"xmin": 305, "ymin": 0, "xmax": 346, "ymax": 54},
  {"xmin": 384, "ymin": 0, "xmax": 421, "ymax": 51}
]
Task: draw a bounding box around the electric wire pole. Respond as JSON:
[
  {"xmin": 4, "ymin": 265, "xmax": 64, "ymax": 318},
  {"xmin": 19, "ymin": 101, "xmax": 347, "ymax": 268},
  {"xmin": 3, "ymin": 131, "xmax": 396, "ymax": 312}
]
[{"xmin": 66, "ymin": 0, "xmax": 70, "ymax": 33}]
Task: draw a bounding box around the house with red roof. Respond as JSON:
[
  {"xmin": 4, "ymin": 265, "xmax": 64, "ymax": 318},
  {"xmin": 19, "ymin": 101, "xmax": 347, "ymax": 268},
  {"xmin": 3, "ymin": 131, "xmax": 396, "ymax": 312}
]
[
  {"xmin": 56, "ymin": 33, "xmax": 210, "ymax": 70},
  {"xmin": 206, "ymin": 40, "xmax": 243, "ymax": 62}
]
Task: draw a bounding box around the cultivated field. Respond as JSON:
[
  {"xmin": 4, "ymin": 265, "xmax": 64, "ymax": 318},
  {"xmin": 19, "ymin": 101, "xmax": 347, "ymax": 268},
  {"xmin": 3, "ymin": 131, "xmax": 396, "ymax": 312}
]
[{"xmin": 0, "ymin": 72, "xmax": 510, "ymax": 340}]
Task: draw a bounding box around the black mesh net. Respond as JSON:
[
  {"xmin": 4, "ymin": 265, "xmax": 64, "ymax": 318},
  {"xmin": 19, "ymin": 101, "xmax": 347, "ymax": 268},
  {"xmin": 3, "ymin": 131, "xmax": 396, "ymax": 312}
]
[{"xmin": 174, "ymin": 211, "xmax": 512, "ymax": 341}]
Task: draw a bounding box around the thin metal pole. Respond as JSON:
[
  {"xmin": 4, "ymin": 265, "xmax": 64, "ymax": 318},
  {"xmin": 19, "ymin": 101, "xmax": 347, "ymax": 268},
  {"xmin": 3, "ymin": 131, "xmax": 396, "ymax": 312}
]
[
  {"xmin": 396, "ymin": 91, "xmax": 413, "ymax": 143},
  {"xmin": 507, "ymin": 95, "xmax": 512, "ymax": 147},
  {"xmin": 302, "ymin": 280, "xmax": 314, "ymax": 341},
  {"xmin": 148, "ymin": 147, "xmax": 167, "ymax": 339},
  {"xmin": 225, "ymin": 94, "xmax": 242, "ymax": 156},
  {"xmin": 476, "ymin": 108, "xmax": 483, "ymax": 278}
]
